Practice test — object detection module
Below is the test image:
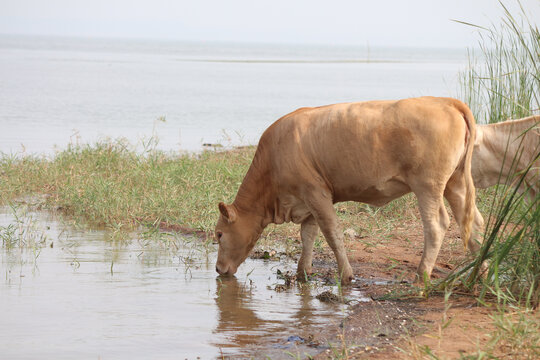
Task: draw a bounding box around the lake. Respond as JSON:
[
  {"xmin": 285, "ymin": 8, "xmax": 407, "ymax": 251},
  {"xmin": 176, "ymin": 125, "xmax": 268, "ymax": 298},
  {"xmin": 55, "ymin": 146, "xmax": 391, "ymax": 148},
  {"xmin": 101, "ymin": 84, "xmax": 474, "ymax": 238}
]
[{"xmin": 0, "ymin": 35, "xmax": 468, "ymax": 155}]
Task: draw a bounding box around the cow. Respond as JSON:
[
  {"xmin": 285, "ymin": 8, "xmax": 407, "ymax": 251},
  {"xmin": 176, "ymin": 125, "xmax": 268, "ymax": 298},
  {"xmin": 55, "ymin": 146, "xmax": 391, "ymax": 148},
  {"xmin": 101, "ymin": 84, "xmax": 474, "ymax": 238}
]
[
  {"xmin": 472, "ymin": 115, "xmax": 540, "ymax": 199},
  {"xmin": 214, "ymin": 96, "xmax": 481, "ymax": 284}
]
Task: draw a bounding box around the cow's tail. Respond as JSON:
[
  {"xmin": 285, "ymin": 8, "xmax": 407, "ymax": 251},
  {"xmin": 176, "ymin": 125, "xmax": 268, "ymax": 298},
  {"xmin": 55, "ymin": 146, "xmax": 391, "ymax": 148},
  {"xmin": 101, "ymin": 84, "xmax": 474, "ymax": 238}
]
[{"xmin": 455, "ymin": 99, "xmax": 477, "ymax": 250}]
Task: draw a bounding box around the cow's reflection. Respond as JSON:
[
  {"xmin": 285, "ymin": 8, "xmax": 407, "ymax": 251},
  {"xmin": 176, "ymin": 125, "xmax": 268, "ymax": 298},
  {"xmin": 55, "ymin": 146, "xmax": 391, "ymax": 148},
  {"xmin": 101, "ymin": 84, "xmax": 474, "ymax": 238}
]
[
  {"xmin": 212, "ymin": 275, "xmax": 339, "ymax": 355},
  {"xmin": 213, "ymin": 276, "xmax": 280, "ymax": 350}
]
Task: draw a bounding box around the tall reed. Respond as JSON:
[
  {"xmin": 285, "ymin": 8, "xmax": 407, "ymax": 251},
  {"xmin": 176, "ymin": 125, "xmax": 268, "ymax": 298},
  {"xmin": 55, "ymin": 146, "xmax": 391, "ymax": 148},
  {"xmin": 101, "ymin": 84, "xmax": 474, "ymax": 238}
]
[
  {"xmin": 458, "ymin": 1, "xmax": 539, "ymax": 124},
  {"xmin": 447, "ymin": 1, "xmax": 539, "ymax": 306}
]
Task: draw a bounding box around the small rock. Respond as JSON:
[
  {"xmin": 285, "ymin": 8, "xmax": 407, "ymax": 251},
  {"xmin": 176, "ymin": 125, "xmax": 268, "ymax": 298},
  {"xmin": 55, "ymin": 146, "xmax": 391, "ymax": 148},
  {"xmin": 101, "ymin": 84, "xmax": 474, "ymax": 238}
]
[{"xmin": 344, "ymin": 228, "xmax": 358, "ymax": 238}]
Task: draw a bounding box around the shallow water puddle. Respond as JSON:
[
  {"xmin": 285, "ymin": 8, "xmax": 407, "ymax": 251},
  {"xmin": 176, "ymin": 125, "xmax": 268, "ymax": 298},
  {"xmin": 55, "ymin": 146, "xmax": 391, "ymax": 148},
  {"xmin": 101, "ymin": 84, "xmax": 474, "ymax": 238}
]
[{"xmin": 0, "ymin": 207, "xmax": 367, "ymax": 359}]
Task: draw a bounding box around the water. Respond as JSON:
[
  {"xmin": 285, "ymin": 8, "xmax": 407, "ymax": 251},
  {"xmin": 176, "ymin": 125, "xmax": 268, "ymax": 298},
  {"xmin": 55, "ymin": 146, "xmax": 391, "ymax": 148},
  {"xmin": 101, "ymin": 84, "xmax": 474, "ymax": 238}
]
[
  {"xmin": 0, "ymin": 207, "xmax": 366, "ymax": 358},
  {"xmin": 0, "ymin": 34, "xmax": 467, "ymax": 155}
]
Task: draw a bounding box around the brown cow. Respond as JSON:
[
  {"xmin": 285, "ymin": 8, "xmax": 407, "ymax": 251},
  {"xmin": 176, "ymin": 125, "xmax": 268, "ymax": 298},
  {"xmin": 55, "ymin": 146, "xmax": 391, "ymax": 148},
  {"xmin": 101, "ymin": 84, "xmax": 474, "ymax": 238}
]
[
  {"xmin": 215, "ymin": 97, "xmax": 481, "ymax": 284},
  {"xmin": 472, "ymin": 115, "xmax": 540, "ymax": 199}
]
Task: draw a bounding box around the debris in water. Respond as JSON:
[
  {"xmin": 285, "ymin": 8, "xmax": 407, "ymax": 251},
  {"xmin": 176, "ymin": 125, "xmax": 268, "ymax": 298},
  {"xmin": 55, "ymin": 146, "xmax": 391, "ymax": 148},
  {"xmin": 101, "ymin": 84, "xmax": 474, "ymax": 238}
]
[
  {"xmin": 276, "ymin": 269, "xmax": 296, "ymax": 286},
  {"xmin": 252, "ymin": 249, "xmax": 280, "ymax": 260},
  {"xmin": 286, "ymin": 335, "xmax": 305, "ymax": 343},
  {"xmin": 316, "ymin": 290, "xmax": 342, "ymax": 303}
]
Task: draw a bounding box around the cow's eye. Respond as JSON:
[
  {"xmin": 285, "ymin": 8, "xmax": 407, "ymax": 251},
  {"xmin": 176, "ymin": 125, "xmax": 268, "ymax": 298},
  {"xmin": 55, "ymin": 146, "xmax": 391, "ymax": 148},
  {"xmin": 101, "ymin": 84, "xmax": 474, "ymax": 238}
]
[{"xmin": 215, "ymin": 231, "xmax": 223, "ymax": 243}]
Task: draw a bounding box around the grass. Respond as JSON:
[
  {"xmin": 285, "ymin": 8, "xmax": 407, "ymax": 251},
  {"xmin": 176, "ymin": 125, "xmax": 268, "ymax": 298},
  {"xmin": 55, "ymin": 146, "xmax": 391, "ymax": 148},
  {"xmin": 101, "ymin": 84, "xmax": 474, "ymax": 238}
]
[
  {"xmin": 1, "ymin": 140, "xmax": 254, "ymax": 232},
  {"xmin": 404, "ymin": 306, "xmax": 539, "ymax": 360},
  {"xmin": 0, "ymin": 203, "xmax": 48, "ymax": 250},
  {"xmin": 442, "ymin": 0, "xmax": 540, "ymax": 308},
  {"xmin": 474, "ymin": 307, "xmax": 540, "ymax": 360},
  {"xmin": 458, "ymin": 1, "xmax": 539, "ymax": 124}
]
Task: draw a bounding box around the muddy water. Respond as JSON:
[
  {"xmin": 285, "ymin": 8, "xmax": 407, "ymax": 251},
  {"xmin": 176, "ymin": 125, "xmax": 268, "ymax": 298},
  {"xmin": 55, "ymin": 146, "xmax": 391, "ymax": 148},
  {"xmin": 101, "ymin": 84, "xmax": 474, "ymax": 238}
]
[{"xmin": 0, "ymin": 208, "xmax": 367, "ymax": 359}]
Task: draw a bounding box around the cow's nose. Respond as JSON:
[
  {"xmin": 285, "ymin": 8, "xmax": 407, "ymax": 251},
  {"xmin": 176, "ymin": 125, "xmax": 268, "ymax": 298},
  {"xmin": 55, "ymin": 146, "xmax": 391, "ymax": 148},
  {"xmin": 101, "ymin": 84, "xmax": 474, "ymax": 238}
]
[{"xmin": 216, "ymin": 264, "xmax": 229, "ymax": 275}]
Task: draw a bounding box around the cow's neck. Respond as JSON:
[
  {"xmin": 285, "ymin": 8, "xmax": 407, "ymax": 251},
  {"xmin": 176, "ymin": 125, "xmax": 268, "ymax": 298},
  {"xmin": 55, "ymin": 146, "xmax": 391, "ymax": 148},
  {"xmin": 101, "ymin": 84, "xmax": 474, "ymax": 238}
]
[
  {"xmin": 482, "ymin": 115, "xmax": 539, "ymax": 182},
  {"xmin": 487, "ymin": 116, "xmax": 538, "ymax": 165},
  {"xmin": 232, "ymin": 146, "xmax": 276, "ymax": 228}
]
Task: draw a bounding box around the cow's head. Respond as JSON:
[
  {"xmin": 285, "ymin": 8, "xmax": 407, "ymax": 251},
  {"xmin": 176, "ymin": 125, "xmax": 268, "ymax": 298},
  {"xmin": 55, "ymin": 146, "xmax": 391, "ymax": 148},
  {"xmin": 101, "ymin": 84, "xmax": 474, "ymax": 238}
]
[{"xmin": 215, "ymin": 202, "xmax": 262, "ymax": 276}]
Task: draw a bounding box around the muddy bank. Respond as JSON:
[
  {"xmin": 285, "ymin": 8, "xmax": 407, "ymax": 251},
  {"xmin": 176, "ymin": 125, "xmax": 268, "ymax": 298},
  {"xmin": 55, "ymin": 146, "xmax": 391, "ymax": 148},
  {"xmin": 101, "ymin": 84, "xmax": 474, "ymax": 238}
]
[
  {"xmin": 315, "ymin": 297, "xmax": 426, "ymax": 358},
  {"xmin": 156, "ymin": 203, "xmax": 496, "ymax": 359},
  {"xmin": 246, "ymin": 208, "xmax": 499, "ymax": 359}
]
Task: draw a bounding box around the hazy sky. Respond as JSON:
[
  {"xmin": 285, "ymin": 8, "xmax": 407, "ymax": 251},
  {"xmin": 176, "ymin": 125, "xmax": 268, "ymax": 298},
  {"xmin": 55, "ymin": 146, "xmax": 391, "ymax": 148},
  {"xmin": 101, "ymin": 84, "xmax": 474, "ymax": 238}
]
[{"xmin": 1, "ymin": 0, "xmax": 539, "ymax": 47}]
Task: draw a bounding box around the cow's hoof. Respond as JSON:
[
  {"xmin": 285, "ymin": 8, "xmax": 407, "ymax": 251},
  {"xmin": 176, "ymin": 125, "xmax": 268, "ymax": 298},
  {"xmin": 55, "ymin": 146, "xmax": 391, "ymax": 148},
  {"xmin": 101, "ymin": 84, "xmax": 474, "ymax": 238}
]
[
  {"xmin": 413, "ymin": 272, "xmax": 432, "ymax": 288},
  {"xmin": 340, "ymin": 268, "xmax": 354, "ymax": 285},
  {"xmin": 296, "ymin": 269, "xmax": 313, "ymax": 282}
]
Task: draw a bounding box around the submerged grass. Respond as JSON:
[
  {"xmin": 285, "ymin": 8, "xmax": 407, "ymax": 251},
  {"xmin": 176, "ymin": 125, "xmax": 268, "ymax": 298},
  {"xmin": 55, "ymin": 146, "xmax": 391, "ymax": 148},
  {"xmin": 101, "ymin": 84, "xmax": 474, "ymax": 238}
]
[{"xmin": 0, "ymin": 203, "xmax": 48, "ymax": 250}]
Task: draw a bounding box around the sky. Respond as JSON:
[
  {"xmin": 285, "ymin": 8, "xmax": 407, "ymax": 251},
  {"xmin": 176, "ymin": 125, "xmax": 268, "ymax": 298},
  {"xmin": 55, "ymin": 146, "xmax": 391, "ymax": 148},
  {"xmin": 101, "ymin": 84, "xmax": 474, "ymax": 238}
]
[{"xmin": 1, "ymin": 0, "xmax": 539, "ymax": 47}]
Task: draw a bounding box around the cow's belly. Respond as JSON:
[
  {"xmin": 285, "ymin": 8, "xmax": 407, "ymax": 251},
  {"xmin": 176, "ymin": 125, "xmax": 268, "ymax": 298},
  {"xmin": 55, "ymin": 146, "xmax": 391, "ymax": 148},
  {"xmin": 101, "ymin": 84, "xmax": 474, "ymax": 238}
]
[
  {"xmin": 277, "ymin": 178, "xmax": 411, "ymax": 224},
  {"xmin": 334, "ymin": 178, "xmax": 411, "ymax": 207}
]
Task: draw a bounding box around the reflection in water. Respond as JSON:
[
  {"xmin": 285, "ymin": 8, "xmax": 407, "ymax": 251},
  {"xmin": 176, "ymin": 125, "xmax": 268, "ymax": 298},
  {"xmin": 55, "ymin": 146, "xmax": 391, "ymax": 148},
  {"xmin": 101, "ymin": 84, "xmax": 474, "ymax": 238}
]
[
  {"xmin": 0, "ymin": 207, "xmax": 363, "ymax": 359},
  {"xmin": 215, "ymin": 277, "xmax": 280, "ymax": 348},
  {"xmin": 213, "ymin": 276, "xmax": 356, "ymax": 357}
]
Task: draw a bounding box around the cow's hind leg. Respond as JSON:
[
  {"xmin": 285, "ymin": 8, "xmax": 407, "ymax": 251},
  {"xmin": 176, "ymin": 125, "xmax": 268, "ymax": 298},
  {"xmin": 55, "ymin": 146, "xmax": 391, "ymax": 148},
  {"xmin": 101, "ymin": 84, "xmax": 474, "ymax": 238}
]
[
  {"xmin": 444, "ymin": 173, "xmax": 484, "ymax": 254},
  {"xmin": 297, "ymin": 215, "xmax": 318, "ymax": 281},
  {"xmin": 415, "ymin": 190, "xmax": 450, "ymax": 281},
  {"xmin": 304, "ymin": 193, "xmax": 354, "ymax": 284}
]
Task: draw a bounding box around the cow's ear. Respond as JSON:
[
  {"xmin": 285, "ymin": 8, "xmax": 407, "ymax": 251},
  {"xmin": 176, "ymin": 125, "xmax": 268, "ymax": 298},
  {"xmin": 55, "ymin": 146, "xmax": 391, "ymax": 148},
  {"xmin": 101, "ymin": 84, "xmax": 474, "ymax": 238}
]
[{"xmin": 218, "ymin": 202, "xmax": 237, "ymax": 223}]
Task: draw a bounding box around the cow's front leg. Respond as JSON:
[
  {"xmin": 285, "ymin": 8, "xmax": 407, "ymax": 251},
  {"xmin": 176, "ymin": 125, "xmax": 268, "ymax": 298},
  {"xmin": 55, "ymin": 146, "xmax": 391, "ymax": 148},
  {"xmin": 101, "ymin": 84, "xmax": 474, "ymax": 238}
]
[
  {"xmin": 297, "ymin": 215, "xmax": 318, "ymax": 281},
  {"xmin": 305, "ymin": 193, "xmax": 354, "ymax": 284}
]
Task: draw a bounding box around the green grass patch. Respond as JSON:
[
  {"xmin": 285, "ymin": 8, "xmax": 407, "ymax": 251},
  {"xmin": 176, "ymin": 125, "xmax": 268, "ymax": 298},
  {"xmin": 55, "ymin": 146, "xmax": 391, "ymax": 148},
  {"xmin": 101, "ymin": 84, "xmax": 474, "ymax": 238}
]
[{"xmin": 1, "ymin": 141, "xmax": 254, "ymax": 231}]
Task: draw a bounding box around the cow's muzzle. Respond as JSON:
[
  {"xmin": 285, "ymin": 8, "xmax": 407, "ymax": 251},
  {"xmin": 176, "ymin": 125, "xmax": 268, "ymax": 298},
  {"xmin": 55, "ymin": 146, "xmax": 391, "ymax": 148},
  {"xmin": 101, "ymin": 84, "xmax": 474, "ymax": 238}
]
[
  {"xmin": 216, "ymin": 262, "xmax": 238, "ymax": 276},
  {"xmin": 216, "ymin": 264, "xmax": 230, "ymax": 276}
]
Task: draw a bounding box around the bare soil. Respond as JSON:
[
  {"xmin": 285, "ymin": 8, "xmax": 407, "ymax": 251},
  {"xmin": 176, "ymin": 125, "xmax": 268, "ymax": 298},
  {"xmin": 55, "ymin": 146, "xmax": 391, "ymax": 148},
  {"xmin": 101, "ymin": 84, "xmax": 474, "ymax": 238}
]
[{"xmin": 303, "ymin": 210, "xmax": 498, "ymax": 359}]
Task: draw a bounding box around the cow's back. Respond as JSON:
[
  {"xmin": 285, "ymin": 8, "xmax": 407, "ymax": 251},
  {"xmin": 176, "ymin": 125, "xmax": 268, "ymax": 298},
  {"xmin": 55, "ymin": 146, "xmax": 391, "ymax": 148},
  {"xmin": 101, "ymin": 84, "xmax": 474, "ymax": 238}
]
[{"xmin": 263, "ymin": 97, "xmax": 469, "ymax": 205}]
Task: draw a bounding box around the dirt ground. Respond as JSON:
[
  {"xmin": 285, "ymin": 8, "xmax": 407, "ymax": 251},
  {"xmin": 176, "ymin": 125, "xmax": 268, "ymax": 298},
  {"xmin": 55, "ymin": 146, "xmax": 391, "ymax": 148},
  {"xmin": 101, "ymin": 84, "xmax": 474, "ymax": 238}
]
[
  {"xmin": 323, "ymin": 294, "xmax": 497, "ymax": 359},
  {"xmin": 306, "ymin": 213, "xmax": 500, "ymax": 359}
]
